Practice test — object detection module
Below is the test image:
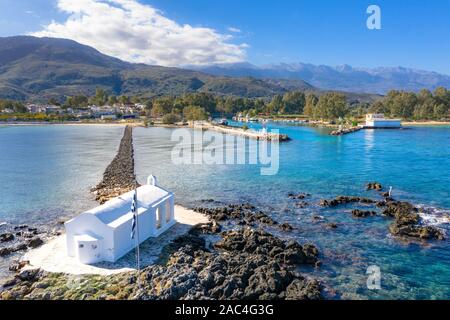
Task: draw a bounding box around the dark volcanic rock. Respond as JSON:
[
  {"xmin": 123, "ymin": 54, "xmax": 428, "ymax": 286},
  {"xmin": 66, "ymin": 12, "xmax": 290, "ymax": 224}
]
[
  {"xmin": 194, "ymin": 204, "xmax": 278, "ymax": 227},
  {"xmin": 351, "ymin": 209, "xmax": 377, "ymax": 218},
  {"xmin": 285, "ymin": 278, "xmax": 322, "ymax": 300},
  {"xmin": 320, "ymin": 196, "xmax": 376, "ymax": 207},
  {"xmin": 0, "ymin": 247, "xmax": 11, "ymax": 257},
  {"xmin": 1, "ymin": 224, "xmax": 324, "ymax": 300},
  {"xmin": 288, "ymin": 193, "xmax": 310, "ymax": 200},
  {"xmin": 91, "ymin": 126, "xmax": 137, "ymax": 204},
  {"xmin": 9, "ymin": 260, "xmax": 29, "ymax": 272},
  {"xmin": 215, "ymin": 229, "xmax": 319, "ymax": 266},
  {"xmin": 389, "ymin": 223, "xmax": 445, "ymax": 240},
  {"xmin": 0, "ymin": 232, "xmax": 14, "ymax": 242},
  {"xmin": 27, "ymin": 237, "xmax": 44, "ymax": 249},
  {"xmin": 366, "ymin": 182, "xmax": 383, "ymax": 191},
  {"xmin": 295, "ymin": 201, "xmax": 309, "ymax": 208},
  {"xmin": 382, "ymin": 201, "xmax": 445, "ymax": 240},
  {"xmin": 280, "ymin": 223, "xmax": 294, "ymax": 232}
]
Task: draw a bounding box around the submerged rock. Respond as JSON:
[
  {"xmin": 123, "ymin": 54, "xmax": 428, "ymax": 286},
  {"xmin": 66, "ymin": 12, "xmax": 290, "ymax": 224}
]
[
  {"xmin": 366, "ymin": 182, "xmax": 383, "ymax": 191},
  {"xmin": 0, "ymin": 247, "xmax": 11, "ymax": 257},
  {"xmin": 0, "ymin": 233, "xmax": 14, "ymax": 242},
  {"xmin": 320, "ymin": 196, "xmax": 376, "ymax": 207},
  {"xmin": 326, "ymin": 223, "xmax": 338, "ymax": 229},
  {"xmin": 288, "ymin": 193, "xmax": 310, "ymax": 200},
  {"xmin": 351, "ymin": 209, "xmax": 377, "ymax": 218}
]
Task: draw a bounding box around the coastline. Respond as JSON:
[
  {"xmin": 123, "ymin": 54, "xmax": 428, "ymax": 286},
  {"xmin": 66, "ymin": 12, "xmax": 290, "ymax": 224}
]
[
  {"xmin": 402, "ymin": 121, "xmax": 450, "ymax": 126},
  {"xmin": 0, "ymin": 121, "xmax": 144, "ymax": 127}
]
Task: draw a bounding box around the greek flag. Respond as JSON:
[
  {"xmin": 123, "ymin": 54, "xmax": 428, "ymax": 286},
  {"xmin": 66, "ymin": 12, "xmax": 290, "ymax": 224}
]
[{"xmin": 131, "ymin": 189, "xmax": 137, "ymax": 239}]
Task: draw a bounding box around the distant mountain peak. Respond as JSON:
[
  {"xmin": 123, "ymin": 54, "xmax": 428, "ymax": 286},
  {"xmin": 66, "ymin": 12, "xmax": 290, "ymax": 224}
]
[{"xmin": 194, "ymin": 61, "xmax": 450, "ymax": 94}]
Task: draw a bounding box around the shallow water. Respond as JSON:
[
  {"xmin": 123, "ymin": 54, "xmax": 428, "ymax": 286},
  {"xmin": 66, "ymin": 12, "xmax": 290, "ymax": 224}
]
[
  {"xmin": 133, "ymin": 124, "xmax": 450, "ymax": 300},
  {"xmin": 0, "ymin": 125, "xmax": 124, "ymax": 224}
]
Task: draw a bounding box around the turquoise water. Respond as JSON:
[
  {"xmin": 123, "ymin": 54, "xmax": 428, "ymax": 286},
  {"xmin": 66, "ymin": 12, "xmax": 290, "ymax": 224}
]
[
  {"xmin": 0, "ymin": 125, "xmax": 124, "ymax": 224},
  {"xmin": 0, "ymin": 123, "xmax": 449, "ymax": 299},
  {"xmin": 133, "ymin": 124, "xmax": 450, "ymax": 300}
]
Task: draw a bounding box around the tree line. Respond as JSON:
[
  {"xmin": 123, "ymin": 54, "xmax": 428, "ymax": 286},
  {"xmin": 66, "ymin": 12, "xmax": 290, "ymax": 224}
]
[{"xmin": 2, "ymin": 86, "xmax": 449, "ymax": 122}]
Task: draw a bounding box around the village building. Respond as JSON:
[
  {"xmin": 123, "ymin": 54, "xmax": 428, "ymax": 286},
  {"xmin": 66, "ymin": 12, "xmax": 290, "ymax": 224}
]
[{"xmin": 365, "ymin": 114, "xmax": 402, "ymax": 128}]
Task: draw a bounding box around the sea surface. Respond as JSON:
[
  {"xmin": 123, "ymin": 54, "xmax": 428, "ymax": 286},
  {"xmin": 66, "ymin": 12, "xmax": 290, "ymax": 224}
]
[
  {"xmin": 1, "ymin": 123, "xmax": 449, "ymax": 299},
  {"xmin": 133, "ymin": 123, "xmax": 450, "ymax": 300}
]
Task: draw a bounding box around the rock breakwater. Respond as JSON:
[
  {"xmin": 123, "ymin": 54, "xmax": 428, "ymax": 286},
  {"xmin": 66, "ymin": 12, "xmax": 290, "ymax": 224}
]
[{"xmin": 91, "ymin": 126, "xmax": 137, "ymax": 204}]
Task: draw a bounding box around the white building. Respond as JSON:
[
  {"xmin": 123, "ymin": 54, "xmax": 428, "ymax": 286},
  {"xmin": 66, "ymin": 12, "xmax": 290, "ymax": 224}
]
[
  {"xmin": 365, "ymin": 114, "xmax": 401, "ymax": 128},
  {"xmin": 65, "ymin": 176, "xmax": 176, "ymax": 264},
  {"xmin": 101, "ymin": 114, "xmax": 117, "ymax": 120}
]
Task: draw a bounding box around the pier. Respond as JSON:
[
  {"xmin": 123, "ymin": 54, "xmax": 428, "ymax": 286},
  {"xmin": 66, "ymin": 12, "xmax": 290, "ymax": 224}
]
[{"xmin": 200, "ymin": 123, "xmax": 290, "ymax": 142}]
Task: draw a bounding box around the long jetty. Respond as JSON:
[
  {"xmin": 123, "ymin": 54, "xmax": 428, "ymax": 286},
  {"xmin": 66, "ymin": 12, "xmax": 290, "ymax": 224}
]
[
  {"xmin": 200, "ymin": 123, "xmax": 290, "ymax": 142},
  {"xmin": 91, "ymin": 125, "xmax": 137, "ymax": 204}
]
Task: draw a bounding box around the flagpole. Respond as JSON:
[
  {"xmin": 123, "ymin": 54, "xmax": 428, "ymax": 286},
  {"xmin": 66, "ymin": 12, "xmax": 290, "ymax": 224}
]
[{"xmin": 135, "ymin": 180, "xmax": 141, "ymax": 290}]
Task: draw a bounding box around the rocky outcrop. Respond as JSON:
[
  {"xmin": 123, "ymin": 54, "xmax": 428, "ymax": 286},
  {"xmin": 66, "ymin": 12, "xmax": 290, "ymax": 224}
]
[
  {"xmin": 320, "ymin": 192, "xmax": 445, "ymax": 241},
  {"xmin": 320, "ymin": 196, "xmax": 376, "ymax": 207},
  {"xmin": 366, "ymin": 182, "xmax": 383, "ymax": 191},
  {"xmin": 195, "ymin": 204, "xmax": 296, "ymax": 232},
  {"xmin": 0, "ymin": 226, "xmax": 47, "ymax": 258},
  {"xmin": 0, "ymin": 233, "xmax": 14, "ymax": 242},
  {"xmin": 91, "ymin": 126, "xmax": 137, "ymax": 204},
  {"xmin": 288, "ymin": 193, "xmax": 310, "ymax": 200},
  {"xmin": 1, "ymin": 224, "xmax": 323, "ymax": 301},
  {"xmin": 351, "ymin": 209, "xmax": 377, "ymax": 218},
  {"xmin": 382, "ymin": 201, "xmax": 445, "ymax": 240}
]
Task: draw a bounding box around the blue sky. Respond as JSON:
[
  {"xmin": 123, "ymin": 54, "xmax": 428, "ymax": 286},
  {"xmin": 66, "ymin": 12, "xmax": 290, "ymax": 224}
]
[{"xmin": 0, "ymin": 0, "xmax": 449, "ymax": 74}]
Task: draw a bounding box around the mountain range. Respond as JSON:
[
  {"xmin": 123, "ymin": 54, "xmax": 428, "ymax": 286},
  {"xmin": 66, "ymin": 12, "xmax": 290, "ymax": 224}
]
[
  {"xmin": 193, "ymin": 62, "xmax": 450, "ymax": 94},
  {"xmin": 0, "ymin": 36, "xmax": 313, "ymax": 102},
  {"xmin": 0, "ymin": 36, "xmax": 447, "ymax": 103}
]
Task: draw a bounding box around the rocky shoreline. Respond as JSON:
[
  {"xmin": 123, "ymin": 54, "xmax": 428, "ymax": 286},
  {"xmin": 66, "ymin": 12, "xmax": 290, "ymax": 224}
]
[{"xmin": 0, "ymin": 222, "xmax": 322, "ymax": 300}]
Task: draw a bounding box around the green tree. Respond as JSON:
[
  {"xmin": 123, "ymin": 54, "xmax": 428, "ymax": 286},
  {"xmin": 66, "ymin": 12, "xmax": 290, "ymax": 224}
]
[
  {"xmin": 303, "ymin": 93, "xmax": 318, "ymax": 118},
  {"xmin": 108, "ymin": 95, "xmax": 118, "ymax": 105},
  {"xmin": 267, "ymin": 95, "xmax": 283, "ymax": 114},
  {"xmin": 183, "ymin": 105, "xmax": 208, "ymax": 122},
  {"xmin": 162, "ymin": 113, "xmax": 181, "ymax": 124},
  {"xmin": 434, "ymin": 104, "xmax": 448, "ymax": 119},
  {"xmin": 90, "ymin": 88, "xmax": 108, "ymax": 106},
  {"xmin": 151, "ymin": 97, "xmax": 174, "ymax": 117},
  {"xmin": 315, "ymin": 92, "xmax": 348, "ymax": 120},
  {"xmin": 281, "ymin": 91, "xmax": 305, "ymax": 114}
]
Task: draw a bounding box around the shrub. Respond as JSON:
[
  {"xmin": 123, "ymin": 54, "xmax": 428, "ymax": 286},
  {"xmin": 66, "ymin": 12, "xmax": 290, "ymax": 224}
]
[{"xmin": 162, "ymin": 113, "xmax": 181, "ymax": 124}]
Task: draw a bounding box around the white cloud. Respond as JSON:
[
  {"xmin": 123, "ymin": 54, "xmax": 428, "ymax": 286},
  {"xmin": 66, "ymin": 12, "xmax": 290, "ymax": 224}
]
[
  {"xmin": 31, "ymin": 0, "xmax": 247, "ymax": 66},
  {"xmin": 228, "ymin": 27, "xmax": 241, "ymax": 33}
]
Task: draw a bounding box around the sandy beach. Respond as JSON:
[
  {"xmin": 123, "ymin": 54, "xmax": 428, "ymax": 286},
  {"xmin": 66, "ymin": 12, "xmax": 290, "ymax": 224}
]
[
  {"xmin": 21, "ymin": 205, "xmax": 209, "ymax": 276},
  {"xmin": 0, "ymin": 121, "xmax": 144, "ymax": 127},
  {"xmin": 402, "ymin": 121, "xmax": 450, "ymax": 126}
]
